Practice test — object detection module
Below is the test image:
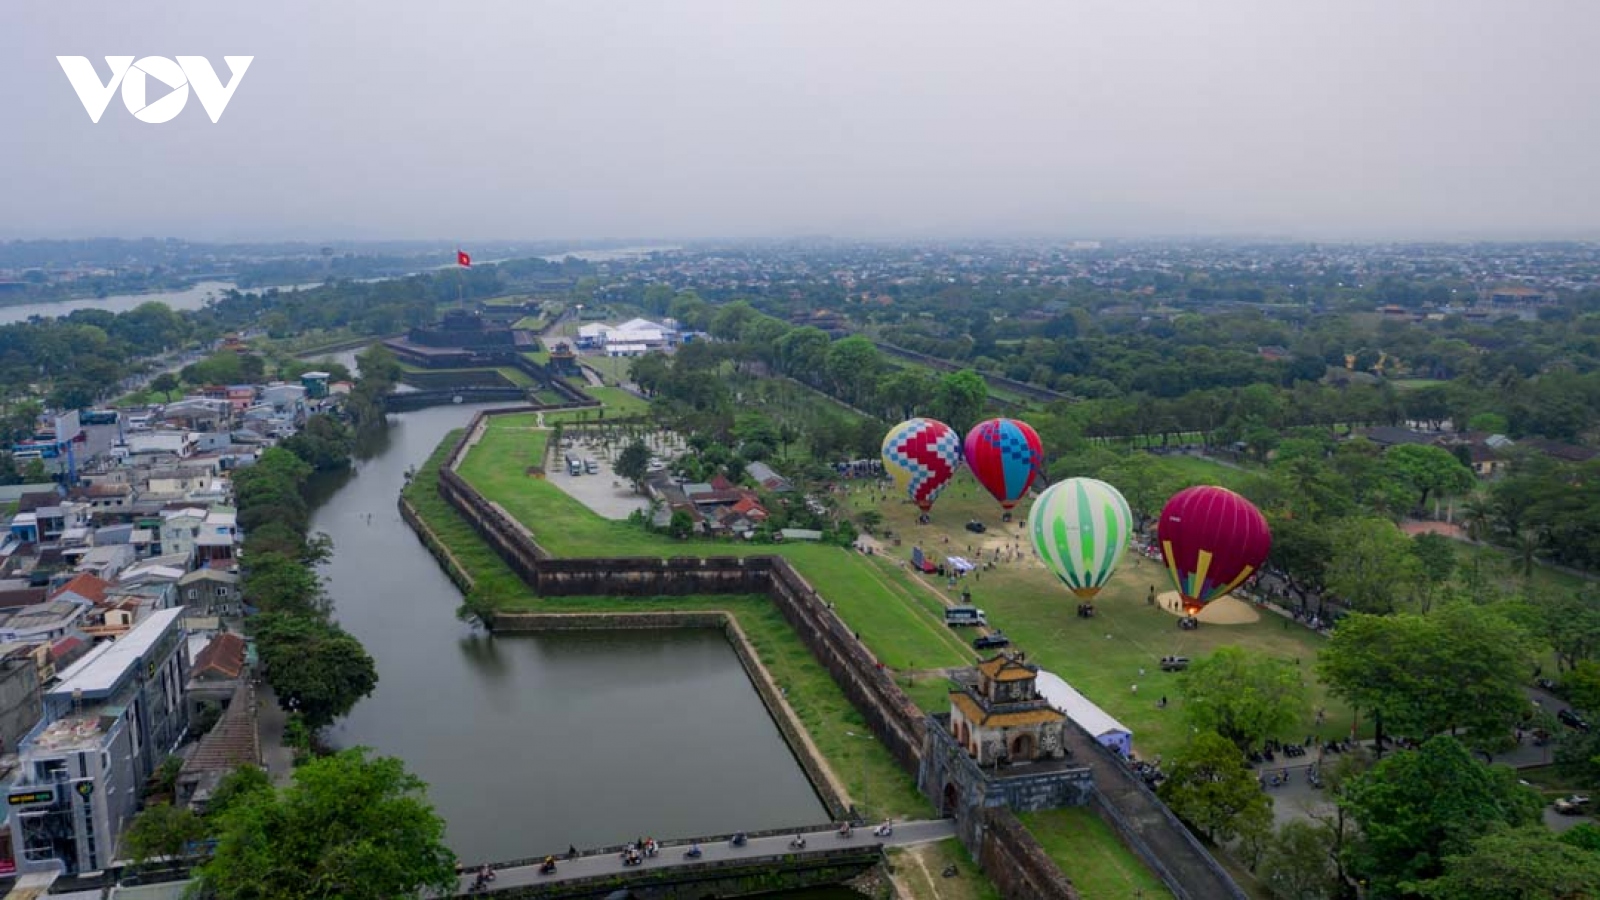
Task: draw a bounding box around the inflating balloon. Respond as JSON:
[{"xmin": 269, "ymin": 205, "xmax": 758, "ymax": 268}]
[
  {"xmin": 1029, "ymin": 477, "xmax": 1133, "ymax": 599},
  {"xmin": 881, "ymin": 418, "xmax": 961, "ymax": 514},
  {"xmin": 964, "ymin": 418, "xmax": 1045, "ymax": 512},
  {"xmin": 1157, "ymin": 485, "xmax": 1272, "ymax": 616}
]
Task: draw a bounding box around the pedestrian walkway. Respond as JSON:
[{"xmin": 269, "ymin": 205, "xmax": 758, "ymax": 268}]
[{"xmin": 254, "ymin": 682, "xmax": 295, "ymax": 786}]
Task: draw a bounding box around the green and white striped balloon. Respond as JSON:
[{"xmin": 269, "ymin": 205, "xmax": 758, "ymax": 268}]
[{"xmin": 1028, "ymin": 477, "xmax": 1134, "ymax": 600}]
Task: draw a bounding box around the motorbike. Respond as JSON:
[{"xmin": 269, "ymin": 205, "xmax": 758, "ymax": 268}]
[
  {"xmin": 789, "ymin": 835, "xmax": 808, "ymax": 849},
  {"xmin": 538, "ymin": 861, "xmax": 557, "ymax": 876},
  {"xmin": 684, "ymin": 845, "xmax": 703, "ymax": 860},
  {"xmin": 730, "ymin": 833, "xmax": 748, "ymax": 848}
]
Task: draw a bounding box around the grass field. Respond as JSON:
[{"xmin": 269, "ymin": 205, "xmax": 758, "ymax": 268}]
[
  {"xmin": 840, "ymin": 480, "xmax": 1362, "ymax": 754},
  {"xmin": 1019, "ymin": 808, "xmax": 1174, "ymax": 899},
  {"xmin": 582, "ymin": 386, "xmax": 652, "ymax": 416},
  {"xmin": 456, "ymin": 418, "xmax": 969, "ymax": 671},
  {"xmin": 887, "ymin": 839, "xmax": 1000, "ymax": 900}
]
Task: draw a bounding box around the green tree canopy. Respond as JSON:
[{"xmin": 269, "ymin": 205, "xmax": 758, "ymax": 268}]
[
  {"xmin": 1413, "ymin": 826, "xmax": 1600, "ymax": 900},
  {"xmin": 196, "ymin": 749, "xmax": 456, "ymax": 900},
  {"xmin": 1157, "ymin": 730, "xmax": 1272, "ymax": 844},
  {"xmin": 1343, "ymin": 736, "xmax": 1543, "ymax": 897},
  {"xmin": 1324, "ymin": 516, "xmax": 1420, "ymax": 613},
  {"xmin": 253, "ymin": 613, "xmax": 378, "ymax": 732},
  {"xmin": 1385, "ymin": 443, "xmax": 1475, "ymax": 512},
  {"xmin": 1181, "ymin": 646, "xmax": 1311, "ymax": 753},
  {"xmin": 1318, "ymin": 607, "xmax": 1532, "ymax": 750}
]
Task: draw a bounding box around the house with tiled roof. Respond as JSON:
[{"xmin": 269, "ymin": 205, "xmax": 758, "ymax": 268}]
[
  {"xmin": 176, "ymin": 683, "xmax": 260, "ymax": 812},
  {"xmin": 187, "ymin": 631, "xmax": 250, "ymax": 719},
  {"xmin": 51, "ymin": 572, "xmax": 111, "ymax": 608}
]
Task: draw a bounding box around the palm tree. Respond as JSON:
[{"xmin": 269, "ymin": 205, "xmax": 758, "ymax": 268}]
[
  {"xmin": 1511, "ymin": 528, "xmax": 1540, "ymax": 579},
  {"xmin": 1460, "ymin": 495, "xmax": 1495, "ymax": 543}
]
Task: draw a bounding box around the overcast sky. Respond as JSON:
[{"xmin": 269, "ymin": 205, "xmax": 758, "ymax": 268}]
[{"xmin": 5, "ymin": 1, "xmax": 1599, "ymax": 242}]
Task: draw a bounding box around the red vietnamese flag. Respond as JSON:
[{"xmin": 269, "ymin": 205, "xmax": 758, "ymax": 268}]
[{"xmin": 457, "ymin": 250, "xmax": 472, "ymax": 268}]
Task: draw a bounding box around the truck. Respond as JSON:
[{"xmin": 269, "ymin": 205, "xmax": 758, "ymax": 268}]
[
  {"xmin": 567, "ymin": 458, "xmax": 582, "ymax": 476},
  {"xmin": 944, "ymin": 606, "xmax": 988, "ymax": 627},
  {"xmin": 583, "ymin": 458, "xmax": 598, "ymax": 475}
]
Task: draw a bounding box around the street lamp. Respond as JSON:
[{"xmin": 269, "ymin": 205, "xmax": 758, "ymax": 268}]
[{"xmin": 844, "ymin": 730, "xmax": 871, "ymax": 822}]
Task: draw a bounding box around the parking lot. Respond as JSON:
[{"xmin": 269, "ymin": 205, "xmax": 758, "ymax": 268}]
[{"xmin": 546, "ymin": 439, "xmax": 650, "ymax": 520}]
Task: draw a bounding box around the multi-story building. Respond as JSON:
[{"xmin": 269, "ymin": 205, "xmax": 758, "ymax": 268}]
[{"xmin": 6, "ymin": 608, "xmax": 189, "ymax": 876}]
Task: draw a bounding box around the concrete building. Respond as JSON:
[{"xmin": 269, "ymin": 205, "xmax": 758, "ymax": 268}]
[
  {"xmin": 0, "ymin": 602, "xmax": 90, "ymax": 644},
  {"xmin": 0, "ymin": 645, "xmax": 42, "ymax": 756},
  {"xmin": 176, "ymin": 569, "xmax": 241, "ymax": 617},
  {"xmin": 7, "ymin": 608, "xmax": 189, "ymax": 876}
]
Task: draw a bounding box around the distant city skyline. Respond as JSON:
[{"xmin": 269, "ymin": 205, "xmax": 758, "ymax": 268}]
[{"xmin": 6, "ymin": 1, "xmax": 1600, "ymax": 242}]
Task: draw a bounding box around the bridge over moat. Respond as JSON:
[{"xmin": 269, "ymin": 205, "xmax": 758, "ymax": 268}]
[{"xmin": 448, "ymin": 820, "xmax": 955, "ymax": 898}]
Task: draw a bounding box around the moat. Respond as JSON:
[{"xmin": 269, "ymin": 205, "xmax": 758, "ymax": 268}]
[{"xmin": 303, "ymin": 402, "xmax": 827, "ymax": 863}]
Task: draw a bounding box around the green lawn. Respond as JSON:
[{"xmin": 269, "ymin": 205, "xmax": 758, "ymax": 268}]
[
  {"xmin": 455, "ymin": 419, "xmax": 968, "ymax": 671},
  {"xmin": 521, "ymin": 349, "xmax": 552, "ymax": 366},
  {"xmin": 582, "ymin": 386, "xmax": 652, "ymax": 416},
  {"xmin": 887, "ymin": 839, "xmax": 1000, "ymax": 900},
  {"xmin": 404, "ymin": 436, "xmax": 930, "ymax": 821},
  {"xmin": 1019, "ymin": 808, "xmax": 1173, "ymax": 900},
  {"xmin": 1151, "ymin": 454, "xmax": 1254, "ymax": 491}
]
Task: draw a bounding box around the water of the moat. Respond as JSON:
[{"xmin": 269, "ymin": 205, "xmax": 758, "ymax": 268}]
[{"xmin": 303, "ymin": 403, "xmax": 827, "ymax": 864}]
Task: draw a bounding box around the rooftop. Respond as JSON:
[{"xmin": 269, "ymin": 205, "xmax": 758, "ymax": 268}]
[
  {"xmin": 28, "ymin": 714, "xmax": 110, "ymax": 753},
  {"xmin": 50, "ymin": 606, "xmax": 185, "ymax": 699}
]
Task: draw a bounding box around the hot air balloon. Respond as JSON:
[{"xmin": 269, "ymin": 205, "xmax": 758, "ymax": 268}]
[
  {"xmin": 964, "ymin": 418, "xmax": 1045, "ymax": 515},
  {"xmin": 1028, "ymin": 477, "xmax": 1133, "ymax": 600},
  {"xmin": 881, "ymin": 418, "xmax": 962, "ymax": 517},
  {"xmin": 1157, "ymin": 486, "xmax": 1272, "ymax": 616}
]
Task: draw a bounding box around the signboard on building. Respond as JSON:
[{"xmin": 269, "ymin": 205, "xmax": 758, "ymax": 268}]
[{"xmin": 7, "ymin": 789, "xmax": 54, "ymax": 806}]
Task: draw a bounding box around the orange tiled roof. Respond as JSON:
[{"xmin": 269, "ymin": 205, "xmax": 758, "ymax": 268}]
[
  {"xmin": 950, "ymin": 689, "xmax": 1064, "ymax": 728},
  {"xmin": 977, "ymin": 654, "xmax": 1037, "ymax": 682},
  {"xmin": 193, "ymin": 632, "xmax": 247, "ymax": 680},
  {"xmin": 52, "ymin": 573, "xmax": 111, "ymax": 605}
]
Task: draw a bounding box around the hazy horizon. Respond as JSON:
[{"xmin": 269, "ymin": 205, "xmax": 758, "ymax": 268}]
[{"xmin": 7, "ymin": 1, "xmax": 1600, "ymax": 243}]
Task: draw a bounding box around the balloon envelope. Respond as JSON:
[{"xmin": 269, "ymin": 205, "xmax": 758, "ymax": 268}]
[
  {"xmin": 964, "ymin": 418, "xmax": 1045, "ymax": 511},
  {"xmin": 1029, "ymin": 477, "xmax": 1133, "ymax": 599},
  {"xmin": 881, "ymin": 418, "xmax": 961, "ymax": 512},
  {"xmin": 1157, "ymin": 486, "xmax": 1272, "ymax": 615}
]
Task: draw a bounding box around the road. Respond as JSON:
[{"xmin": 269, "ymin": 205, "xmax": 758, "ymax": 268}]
[{"xmin": 455, "ymin": 819, "xmax": 956, "ymax": 894}]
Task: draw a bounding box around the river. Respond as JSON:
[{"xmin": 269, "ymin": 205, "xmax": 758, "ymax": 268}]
[
  {"xmin": 0, "ymin": 281, "xmax": 246, "ymax": 325},
  {"xmin": 304, "ymin": 403, "xmax": 826, "ymax": 864}
]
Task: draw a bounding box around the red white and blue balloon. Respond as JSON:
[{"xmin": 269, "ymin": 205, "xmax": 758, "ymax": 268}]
[
  {"xmin": 881, "ymin": 418, "xmax": 962, "ymax": 512},
  {"xmin": 963, "ymin": 418, "xmax": 1045, "ymax": 511}
]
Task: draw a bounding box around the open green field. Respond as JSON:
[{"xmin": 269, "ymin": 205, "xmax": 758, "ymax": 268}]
[
  {"xmin": 455, "ymin": 417, "xmax": 970, "ymax": 671},
  {"xmin": 521, "ymin": 349, "xmax": 552, "ymax": 366},
  {"xmin": 1388, "ymin": 378, "xmax": 1446, "ymax": 391},
  {"xmin": 840, "ymin": 479, "xmax": 1362, "ymax": 754},
  {"xmin": 582, "ymin": 386, "xmax": 652, "ymax": 416},
  {"xmin": 580, "ymin": 355, "xmax": 635, "ymax": 385},
  {"xmin": 1150, "ymin": 454, "xmax": 1254, "ymax": 491},
  {"xmin": 459, "ymin": 414, "xmax": 1360, "ymax": 754},
  {"xmin": 1019, "ymin": 808, "xmax": 1174, "ymax": 899}
]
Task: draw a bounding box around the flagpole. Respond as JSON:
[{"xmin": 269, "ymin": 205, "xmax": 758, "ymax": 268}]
[{"xmin": 456, "ymin": 246, "xmax": 464, "ymax": 309}]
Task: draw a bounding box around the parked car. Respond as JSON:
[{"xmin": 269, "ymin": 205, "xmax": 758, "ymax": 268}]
[
  {"xmin": 1554, "ymin": 794, "xmax": 1591, "ymax": 815},
  {"xmin": 973, "ymin": 632, "xmax": 1010, "ymax": 650},
  {"xmin": 1159, "ymin": 655, "xmax": 1191, "ymax": 672},
  {"xmin": 964, "ymin": 520, "xmax": 987, "ymax": 534},
  {"xmin": 1559, "ymin": 709, "xmax": 1591, "ymax": 732}
]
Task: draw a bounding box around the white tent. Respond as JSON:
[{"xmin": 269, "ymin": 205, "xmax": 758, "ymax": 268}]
[{"xmin": 1035, "ymin": 670, "xmax": 1134, "ymax": 758}]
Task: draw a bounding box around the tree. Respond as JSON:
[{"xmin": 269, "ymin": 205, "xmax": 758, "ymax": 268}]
[
  {"xmin": 1318, "ymin": 607, "xmax": 1532, "ymax": 751},
  {"xmin": 1413, "ymin": 826, "xmax": 1600, "ymax": 900},
  {"xmin": 1258, "ymin": 820, "xmax": 1338, "ymax": 900},
  {"xmin": 1267, "ymin": 515, "xmax": 1332, "ymax": 610},
  {"xmin": 1181, "ymin": 647, "xmax": 1311, "ymax": 753},
  {"xmin": 614, "ymin": 439, "xmax": 651, "ymax": 489},
  {"xmin": 1385, "ymin": 444, "xmax": 1475, "ymax": 513},
  {"xmin": 1343, "ymin": 736, "xmax": 1543, "ymax": 897},
  {"xmin": 1408, "ymin": 532, "xmax": 1457, "ymax": 613},
  {"xmin": 123, "ymin": 802, "xmax": 207, "ymax": 866},
  {"xmin": 242, "ymin": 552, "xmax": 326, "ymax": 617},
  {"xmin": 149, "ymin": 372, "xmax": 181, "ymax": 401},
  {"xmin": 1540, "ymin": 587, "xmax": 1600, "ymax": 673},
  {"xmin": 195, "ymin": 749, "xmax": 456, "ymax": 900},
  {"xmin": 823, "ymin": 336, "xmax": 881, "ymax": 406},
  {"xmin": 1324, "ymin": 516, "xmax": 1420, "ymax": 613},
  {"xmin": 253, "ymin": 613, "xmax": 378, "ymax": 733},
  {"xmin": 1158, "ymin": 731, "xmax": 1272, "ymax": 844},
  {"xmin": 668, "ymin": 509, "xmax": 695, "ymax": 539},
  {"xmin": 930, "ymin": 369, "xmax": 988, "ymax": 433}
]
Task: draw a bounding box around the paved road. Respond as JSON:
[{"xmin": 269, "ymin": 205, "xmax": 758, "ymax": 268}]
[{"xmin": 455, "ymin": 819, "xmax": 955, "ymax": 894}]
